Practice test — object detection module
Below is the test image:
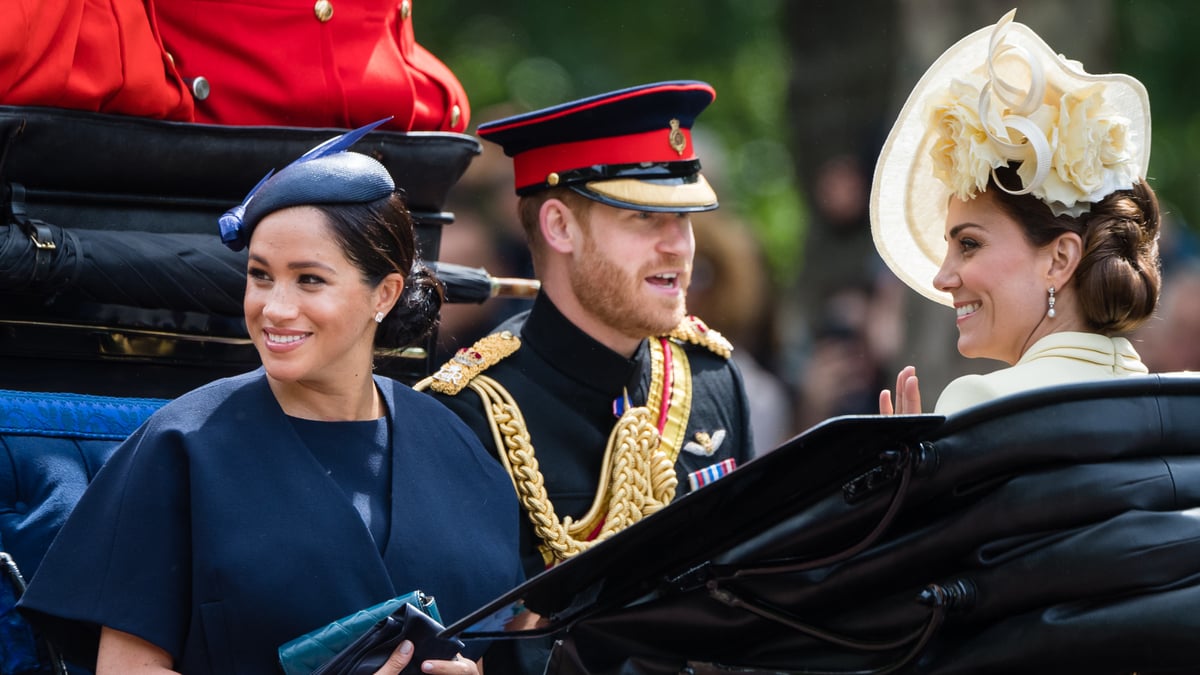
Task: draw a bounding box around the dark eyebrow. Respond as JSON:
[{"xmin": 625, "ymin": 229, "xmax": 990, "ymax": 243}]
[
  {"xmin": 946, "ymin": 222, "xmax": 980, "ymax": 240},
  {"xmin": 247, "ymin": 253, "xmax": 336, "ymax": 273}
]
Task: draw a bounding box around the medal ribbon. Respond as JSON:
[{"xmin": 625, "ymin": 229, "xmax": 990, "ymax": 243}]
[{"xmin": 647, "ymin": 337, "xmax": 691, "ymax": 462}]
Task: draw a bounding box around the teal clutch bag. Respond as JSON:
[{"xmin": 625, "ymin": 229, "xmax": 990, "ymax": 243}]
[{"xmin": 278, "ymin": 590, "xmax": 440, "ymax": 675}]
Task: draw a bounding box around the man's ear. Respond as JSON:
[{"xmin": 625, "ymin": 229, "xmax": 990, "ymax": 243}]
[
  {"xmin": 539, "ymin": 198, "xmax": 579, "ymax": 255},
  {"xmin": 1047, "ymin": 231, "xmax": 1083, "ymax": 287}
]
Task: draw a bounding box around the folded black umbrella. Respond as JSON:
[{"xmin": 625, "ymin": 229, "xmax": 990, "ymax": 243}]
[
  {"xmin": 1, "ymin": 219, "xmax": 537, "ymax": 317},
  {"xmin": 429, "ymin": 262, "xmax": 540, "ymax": 304},
  {"xmin": 1, "ymin": 104, "xmax": 532, "ymax": 317},
  {"xmin": 0, "ymin": 220, "xmax": 246, "ymax": 316}
]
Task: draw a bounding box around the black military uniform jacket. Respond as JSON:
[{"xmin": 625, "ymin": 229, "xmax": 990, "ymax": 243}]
[{"xmin": 426, "ymin": 292, "xmax": 754, "ymax": 577}]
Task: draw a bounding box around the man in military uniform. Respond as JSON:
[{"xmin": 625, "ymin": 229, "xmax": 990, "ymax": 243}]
[{"xmin": 418, "ymin": 80, "xmax": 753, "ymax": 581}]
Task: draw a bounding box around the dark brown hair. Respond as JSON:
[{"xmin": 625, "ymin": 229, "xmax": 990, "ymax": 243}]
[
  {"xmin": 317, "ymin": 193, "xmax": 444, "ymax": 348},
  {"xmin": 988, "ymin": 164, "xmax": 1161, "ymax": 334}
]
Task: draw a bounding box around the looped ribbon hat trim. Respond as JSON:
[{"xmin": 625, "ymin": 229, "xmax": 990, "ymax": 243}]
[{"xmin": 977, "ymin": 19, "xmax": 1052, "ymax": 196}]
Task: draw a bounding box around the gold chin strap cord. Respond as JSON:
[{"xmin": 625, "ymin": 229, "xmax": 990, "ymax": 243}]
[{"xmin": 461, "ymin": 338, "xmax": 692, "ymax": 566}]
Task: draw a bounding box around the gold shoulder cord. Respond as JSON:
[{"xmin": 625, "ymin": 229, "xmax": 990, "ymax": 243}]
[
  {"xmin": 666, "ymin": 315, "xmax": 733, "ymax": 359},
  {"xmin": 416, "ymin": 335, "xmax": 693, "ymax": 567}
]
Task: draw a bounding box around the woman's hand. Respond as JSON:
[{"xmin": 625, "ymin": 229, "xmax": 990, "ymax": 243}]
[
  {"xmin": 879, "ymin": 365, "xmax": 922, "ymax": 415},
  {"xmin": 373, "ymin": 641, "xmax": 480, "ymax": 675}
]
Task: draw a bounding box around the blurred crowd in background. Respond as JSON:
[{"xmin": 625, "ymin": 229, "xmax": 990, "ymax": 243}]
[{"xmin": 427, "ymin": 0, "xmax": 1200, "ymax": 456}]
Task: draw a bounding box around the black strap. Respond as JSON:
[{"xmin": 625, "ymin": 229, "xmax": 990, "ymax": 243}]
[
  {"xmin": 704, "ymin": 579, "xmax": 964, "ymax": 675},
  {"xmin": 726, "ymin": 445, "xmax": 919, "ymax": 580},
  {"xmin": 6, "ymin": 183, "xmax": 58, "ymax": 283}
]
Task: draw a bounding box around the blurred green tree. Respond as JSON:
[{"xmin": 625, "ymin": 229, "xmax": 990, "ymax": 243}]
[
  {"xmin": 1117, "ymin": 0, "xmax": 1200, "ymax": 258},
  {"xmin": 418, "ymin": 0, "xmax": 1199, "ymax": 288}
]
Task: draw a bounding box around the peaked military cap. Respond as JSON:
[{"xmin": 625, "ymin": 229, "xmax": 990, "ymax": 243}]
[{"xmin": 477, "ymin": 80, "xmax": 719, "ymax": 212}]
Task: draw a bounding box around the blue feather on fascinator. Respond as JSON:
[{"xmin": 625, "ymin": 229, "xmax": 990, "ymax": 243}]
[{"xmin": 219, "ymin": 118, "xmax": 394, "ymax": 251}]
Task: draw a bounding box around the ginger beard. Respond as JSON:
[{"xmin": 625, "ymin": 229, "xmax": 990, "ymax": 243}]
[{"xmin": 568, "ymin": 229, "xmax": 690, "ymax": 340}]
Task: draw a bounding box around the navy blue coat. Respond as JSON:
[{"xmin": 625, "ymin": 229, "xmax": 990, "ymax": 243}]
[{"xmin": 19, "ymin": 370, "xmax": 522, "ymax": 674}]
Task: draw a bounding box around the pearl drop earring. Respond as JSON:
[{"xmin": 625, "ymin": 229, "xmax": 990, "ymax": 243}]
[
  {"xmin": 374, "ymin": 311, "xmax": 385, "ymax": 324},
  {"xmin": 1047, "ymin": 286, "xmax": 1056, "ymax": 318}
]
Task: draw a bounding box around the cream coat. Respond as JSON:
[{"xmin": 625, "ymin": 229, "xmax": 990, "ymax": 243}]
[{"xmin": 934, "ymin": 331, "xmax": 1149, "ymax": 414}]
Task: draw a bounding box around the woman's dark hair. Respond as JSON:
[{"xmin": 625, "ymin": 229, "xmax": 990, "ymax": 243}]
[
  {"xmin": 317, "ymin": 193, "xmax": 444, "ymax": 348},
  {"xmin": 989, "ymin": 164, "xmax": 1161, "ymax": 334}
]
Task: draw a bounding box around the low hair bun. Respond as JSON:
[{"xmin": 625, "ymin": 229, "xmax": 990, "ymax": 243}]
[
  {"xmin": 377, "ymin": 261, "xmax": 444, "ymax": 348},
  {"xmin": 1073, "ymin": 181, "xmax": 1161, "ymax": 334}
]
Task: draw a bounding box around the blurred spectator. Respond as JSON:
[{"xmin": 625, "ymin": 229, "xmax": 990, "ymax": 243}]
[
  {"xmin": 688, "ymin": 210, "xmax": 794, "ymax": 455},
  {"xmin": 1135, "ymin": 262, "xmax": 1200, "ymax": 373},
  {"xmin": 791, "ymin": 274, "xmax": 897, "ymax": 432},
  {"xmin": 793, "ymin": 152, "xmax": 880, "ymax": 336},
  {"xmin": 777, "ymin": 146, "xmax": 908, "ymax": 432},
  {"xmin": 1129, "ymin": 206, "xmax": 1199, "ymax": 373},
  {"xmin": 435, "ymin": 107, "xmax": 534, "ymax": 361}
]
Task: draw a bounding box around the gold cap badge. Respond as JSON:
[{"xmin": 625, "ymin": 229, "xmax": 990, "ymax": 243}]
[{"xmin": 668, "ymin": 119, "xmax": 686, "ymax": 156}]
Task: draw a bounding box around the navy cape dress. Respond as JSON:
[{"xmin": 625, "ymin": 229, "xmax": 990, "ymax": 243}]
[{"xmin": 19, "ymin": 370, "xmax": 523, "ymax": 674}]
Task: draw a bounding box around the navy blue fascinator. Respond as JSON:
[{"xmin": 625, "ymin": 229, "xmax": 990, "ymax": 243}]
[{"xmin": 219, "ymin": 119, "xmax": 395, "ymax": 251}]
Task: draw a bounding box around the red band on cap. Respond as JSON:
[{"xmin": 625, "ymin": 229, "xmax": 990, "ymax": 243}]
[{"xmin": 513, "ymin": 128, "xmax": 695, "ymax": 191}]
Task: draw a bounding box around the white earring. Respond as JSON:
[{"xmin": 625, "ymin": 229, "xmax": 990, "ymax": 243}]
[
  {"xmin": 374, "ymin": 311, "xmax": 386, "ymax": 324},
  {"xmin": 1047, "ymin": 286, "xmax": 1056, "ymax": 318}
]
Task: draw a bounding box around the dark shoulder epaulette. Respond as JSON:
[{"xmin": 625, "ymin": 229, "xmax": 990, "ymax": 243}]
[
  {"xmin": 425, "ymin": 331, "xmax": 521, "ymax": 395},
  {"xmin": 664, "ymin": 315, "xmax": 733, "ymax": 359}
]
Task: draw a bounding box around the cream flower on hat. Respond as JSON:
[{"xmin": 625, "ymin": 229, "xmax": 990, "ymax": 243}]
[
  {"xmin": 1038, "ymin": 84, "xmax": 1138, "ymax": 213},
  {"xmin": 870, "ymin": 9, "xmax": 1151, "ymax": 306},
  {"xmin": 928, "ymin": 79, "xmax": 1011, "ymax": 199}
]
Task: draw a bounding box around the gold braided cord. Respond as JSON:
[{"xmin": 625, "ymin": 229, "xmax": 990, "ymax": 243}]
[
  {"xmin": 417, "ymin": 331, "xmax": 521, "ymax": 396},
  {"xmin": 467, "ymin": 373, "xmax": 680, "ymax": 566},
  {"xmin": 415, "ymin": 335, "xmax": 694, "ymax": 568},
  {"xmin": 666, "ymin": 315, "xmax": 733, "ymax": 358}
]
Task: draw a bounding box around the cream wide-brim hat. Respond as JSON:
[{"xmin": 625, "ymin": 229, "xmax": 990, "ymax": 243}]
[{"xmin": 869, "ymin": 10, "xmax": 1151, "ymax": 306}]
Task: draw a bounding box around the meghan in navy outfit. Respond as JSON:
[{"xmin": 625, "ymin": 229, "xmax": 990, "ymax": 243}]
[{"xmin": 19, "ymin": 124, "xmax": 523, "ymax": 675}]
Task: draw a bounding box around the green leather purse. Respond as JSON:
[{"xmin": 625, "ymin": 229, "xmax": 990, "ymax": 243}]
[{"xmin": 277, "ymin": 590, "xmax": 440, "ymax": 675}]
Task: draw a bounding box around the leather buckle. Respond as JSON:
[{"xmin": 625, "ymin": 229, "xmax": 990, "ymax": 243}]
[{"xmin": 29, "ymin": 228, "xmax": 56, "ymax": 251}]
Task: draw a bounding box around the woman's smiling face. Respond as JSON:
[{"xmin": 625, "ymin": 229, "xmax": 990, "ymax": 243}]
[
  {"xmin": 243, "ymin": 205, "xmax": 381, "ymax": 388},
  {"xmin": 933, "ymin": 190, "xmax": 1056, "ymax": 365}
]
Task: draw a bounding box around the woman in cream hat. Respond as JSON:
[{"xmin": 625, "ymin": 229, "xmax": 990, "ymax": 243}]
[{"xmin": 872, "ymin": 9, "xmax": 1162, "ymax": 415}]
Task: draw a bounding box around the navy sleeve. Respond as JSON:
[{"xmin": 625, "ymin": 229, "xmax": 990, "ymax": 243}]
[{"xmin": 18, "ymin": 419, "xmax": 192, "ymax": 664}]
